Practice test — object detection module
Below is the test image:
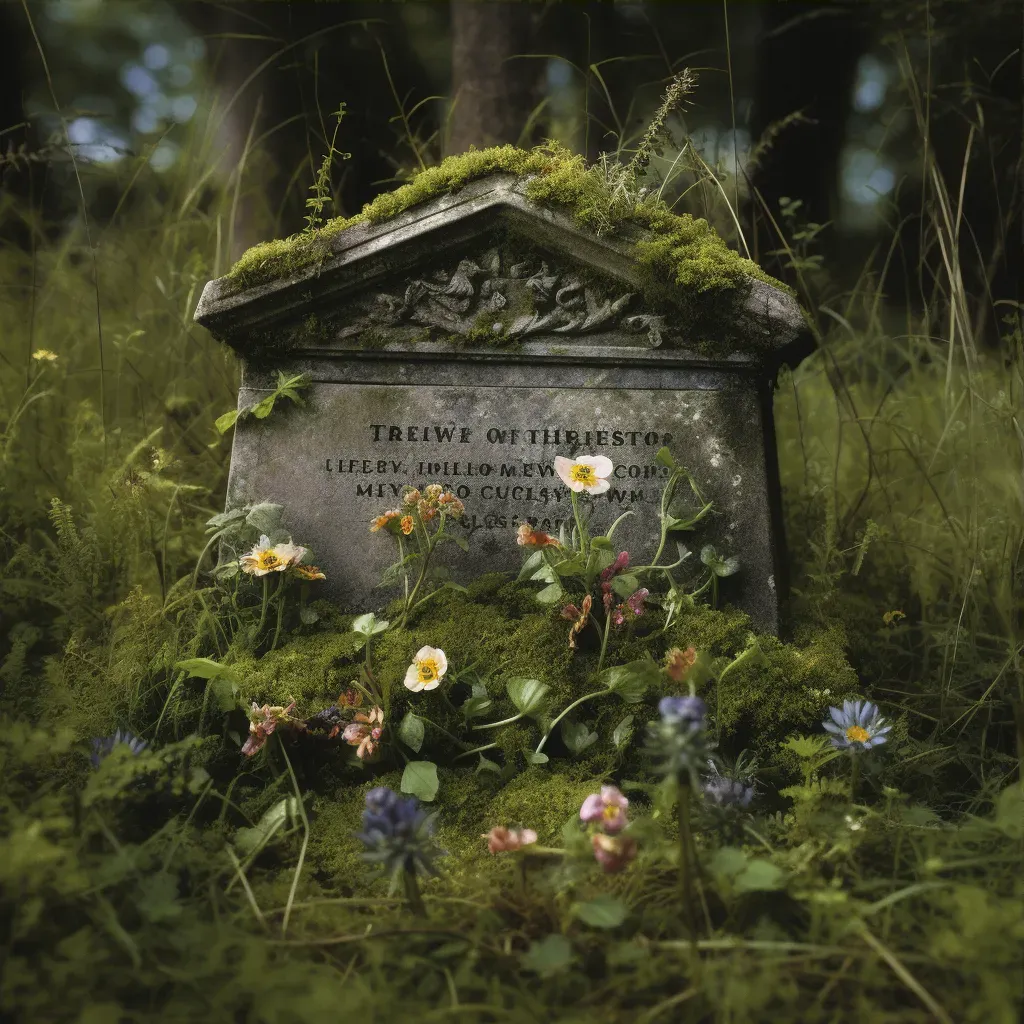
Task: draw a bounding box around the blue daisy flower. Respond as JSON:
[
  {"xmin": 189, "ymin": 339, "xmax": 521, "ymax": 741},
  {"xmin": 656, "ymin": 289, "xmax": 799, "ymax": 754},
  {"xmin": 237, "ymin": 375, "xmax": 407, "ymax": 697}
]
[
  {"xmin": 90, "ymin": 729, "xmax": 148, "ymax": 768},
  {"xmin": 823, "ymin": 700, "xmax": 891, "ymax": 752}
]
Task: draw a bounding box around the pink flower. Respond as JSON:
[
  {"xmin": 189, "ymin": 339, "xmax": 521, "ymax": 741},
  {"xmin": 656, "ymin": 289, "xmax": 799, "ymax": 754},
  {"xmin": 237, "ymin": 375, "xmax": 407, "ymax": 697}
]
[
  {"xmin": 625, "ymin": 588, "xmax": 649, "ymax": 615},
  {"xmin": 591, "ymin": 833, "xmax": 638, "ymax": 873},
  {"xmin": 241, "ymin": 701, "xmax": 296, "ymax": 756},
  {"xmin": 579, "ymin": 785, "xmax": 629, "ymax": 834},
  {"xmin": 600, "ymin": 551, "xmax": 630, "ymax": 583},
  {"xmin": 342, "ymin": 706, "xmax": 384, "ymax": 759},
  {"xmin": 483, "ymin": 826, "xmax": 539, "ymax": 854}
]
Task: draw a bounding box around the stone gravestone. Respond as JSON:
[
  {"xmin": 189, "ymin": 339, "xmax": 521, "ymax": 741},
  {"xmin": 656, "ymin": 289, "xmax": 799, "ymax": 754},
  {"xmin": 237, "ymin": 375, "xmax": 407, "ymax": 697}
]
[{"xmin": 195, "ymin": 174, "xmax": 809, "ymax": 633}]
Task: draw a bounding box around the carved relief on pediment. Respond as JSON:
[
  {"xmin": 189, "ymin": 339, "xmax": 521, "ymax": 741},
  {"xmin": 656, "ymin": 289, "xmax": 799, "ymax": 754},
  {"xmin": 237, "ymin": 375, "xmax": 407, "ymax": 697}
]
[{"xmin": 335, "ymin": 244, "xmax": 667, "ymax": 349}]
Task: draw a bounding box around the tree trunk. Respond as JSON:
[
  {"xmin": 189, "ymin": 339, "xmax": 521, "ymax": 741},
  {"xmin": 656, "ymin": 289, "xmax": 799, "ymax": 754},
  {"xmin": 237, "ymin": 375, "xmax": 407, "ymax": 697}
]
[{"xmin": 447, "ymin": 1, "xmax": 538, "ymax": 155}]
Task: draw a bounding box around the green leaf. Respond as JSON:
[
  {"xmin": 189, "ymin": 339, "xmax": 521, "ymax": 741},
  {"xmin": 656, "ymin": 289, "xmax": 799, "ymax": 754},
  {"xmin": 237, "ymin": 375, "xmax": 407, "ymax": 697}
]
[
  {"xmin": 506, "ymin": 678, "xmax": 550, "ymax": 717},
  {"xmin": 601, "ymin": 660, "xmax": 661, "ymax": 703},
  {"xmin": 521, "ymin": 934, "xmax": 575, "ymax": 977},
  {"xmin": 572, "ymin": 893, "xmax": 628, "ymax": 929},
  {"xmin": 299, "ymin": 605, "xmax": 320, "ymax": 625},
  {"xmin": 553, "ymin": 556, "xmax": 586, "ymax": 577},
  {"xmin": 461, "ymin": 682, "xmax": 494, "ymax": 721},
  {"xmin": 214, "ymin": 409, "xmax": 239, "ymax": 434},
  {"xmin": 612, "ymin": 715, "xmax": 635, "ymax": 750},
  {"xmin": 516, "ymin": 549, "xmax": 544, "ymax": 581},
  {"xmin": 351, "ymin": 612, "xmax": 389, "ymax": 636},
  {"xmin": 209, "ymin": 675, "xmax": 239, "ymax": 712},
  {"xmin": 400, "ymin": 760, "xmax": 439, "ymax": 802},
  {"xmin": 562, "ymin": 719, "xmax": 598, "ymax": 755},
  {"xmin": 525, "ymin": 751, "xmax": 549, "ymax": 765},
  {"xmin": 993, "ymin": 784, "xmax": 1024, "ymax": 838},
  {"xmin": 249, "ymin": 394, "xmax": 277, "ymax": 419},
  {"xmin": 710, "ymin": 846, "xmax": 748, "ymax": 878},
  {"xmin": 655, "ymin": 446, "xmax": 677, "ymax": 469},
  {"xmin": 610, "ymin": 574, "xmax": 639, "ymax": 598},
  {"xmin": 205, "ymin": 507, "xmax": 248, "ymax": 531},
  {"xmin": 475, "ymin": 755, "xmax": 502, "ymax": 775},
  {"xmin": 175, "ymin": 657, "xmax": 235, "ymax": 682},
  {"xmin": 397, "ymin": 711, "xmax": 425, "ymax": 753},
  {"xmin": 590, "ymin": 535, "xmax": 613, "ymax": 550},
  {"xmin": 234, "ymin": 797, "xmax": 299, "ymax": 856},
  {"xmin": 245, "ymin": 503, "xmax": 284, "ymax": 535},
  {"xmin": 535, "ymin": 582, "xmax": 564, "ymax": 605},
  {"xmin": 735, "ymin": 859, "xmax": 786, "ymax": 892}
]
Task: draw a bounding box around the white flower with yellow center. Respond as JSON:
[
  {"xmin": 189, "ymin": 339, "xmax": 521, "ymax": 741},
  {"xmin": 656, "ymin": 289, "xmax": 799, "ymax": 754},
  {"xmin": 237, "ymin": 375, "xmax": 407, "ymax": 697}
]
[
  {"xmin": 239, "ymin": 535, "xmax": 306, "ymax": 576},
  {"xmin": 403, "ymin": 646, "xmax": 448, "ymax": 692},
  {"xmin": 554, "ymin": 454, "xmax": 613, "ymax": 495}
]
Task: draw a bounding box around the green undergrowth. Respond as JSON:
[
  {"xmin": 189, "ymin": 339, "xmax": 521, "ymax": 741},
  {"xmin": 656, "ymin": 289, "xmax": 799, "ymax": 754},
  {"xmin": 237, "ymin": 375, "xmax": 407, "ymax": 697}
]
[{"xmin": 225, "ymin": 144, "xmax": 785, "ymax": 317}]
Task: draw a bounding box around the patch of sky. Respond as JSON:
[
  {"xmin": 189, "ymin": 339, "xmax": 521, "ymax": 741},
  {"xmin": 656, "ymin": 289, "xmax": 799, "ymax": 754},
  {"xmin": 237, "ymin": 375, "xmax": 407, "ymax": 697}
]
[
  {"xmin": 121, "ymin": 63, "xmax": 160, "ymax": 99},
  {"xmin": 853, "ymin": 54, "xmax": 890, "ymax": 113},
  {"xmin": 150, "ymin": 140, "xmax": 179, "ymax": 172},
  {"xmin": 67, "ymin": 116, "xmax": 126, "ymax": 163},
  {"xmin": 143, "ymin": 43, "xmax": 171, "ymax": 70},
  {"xmin": 842, "ymin": 147, "xmax": 896, "ymax": 206}
]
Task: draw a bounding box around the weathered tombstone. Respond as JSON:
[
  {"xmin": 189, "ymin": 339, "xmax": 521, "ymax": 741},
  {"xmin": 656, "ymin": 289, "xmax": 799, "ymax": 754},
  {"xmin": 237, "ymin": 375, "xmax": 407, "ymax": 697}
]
[{"xmin": 195, "ymin": 173, "xmax": 809, "ymax": 633}]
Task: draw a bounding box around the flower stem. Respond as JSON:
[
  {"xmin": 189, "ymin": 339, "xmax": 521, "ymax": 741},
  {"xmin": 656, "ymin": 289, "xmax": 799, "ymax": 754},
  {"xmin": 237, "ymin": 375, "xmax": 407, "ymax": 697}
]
[
  {"xmin": 596, "ymin": 612, "xmax": 613, "ymax": 675},
  {"xmin": 452, "ymin": 741, "xmax": 498, "ymax": 762},
  {"xmin": 254, "ymin": 576, "xmax": 270, "ymax": 638},
  {"xmin": 678, "ymin": 781, "xmax": 695, "ymax": 936},
  {"xmin": 472, "ymin": 713, "xmax": 524, "ymax": 731},
  {"xmin": 570, "ymin": 491, "xmax": 588, "ymax": 553},
  {"xmin": 849, "ymin": 754, "xmax": 860, "ymax": 802},
  {"xmin": 402, "ymin": 868, "xmax": 427, "ymax": 917}
]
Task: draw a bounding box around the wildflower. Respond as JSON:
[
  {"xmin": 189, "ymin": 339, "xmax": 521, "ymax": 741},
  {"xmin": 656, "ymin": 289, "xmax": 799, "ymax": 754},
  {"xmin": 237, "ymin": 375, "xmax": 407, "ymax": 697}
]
[
  {"xmin": 404, "ymin": 646, "xmax": 448, "ymax": 692},
  {"xmin": 239, "ymin": 535, "xmax": 286, "ymax": 575},
  {"xmin": 823, "ymin": 700, "xmax": 891, "ymax": 752},
  {"xmin": 437, "ymin": 491, "xmax": 465, "ymax": 518},
  {"xmin": 665, "ymin": 646, "xmax": 697, "ymax": 683},
  {"xmin": 355, "ymin": 786, "xmax": 443, "ymax": 882},
  {"xmin": 554, "ymin": 454, "xmax": 614, "ymax": 495},
  {"xmin": 882, "ymin": 609, "xmax": 905, "ymax": 626},
  {"xmin": 403, "ymin": 488, "xmax": 422, "ymax": 506},
  {"xmin": 646, "ymin": 696, "xmax": 710, "ymax": 787},
  {"xmin": 400, "ymin": 515, "xmax": 415, "ymax": 536},
  {"xmin": 599, "ymin": 551, "xmax": 630, "ymax": 610},
  {"xmin": 424, "ymin": 484, "xmax": 443, "ymax": 501},
  {"xmin": 517, "ymin": 522, "xmax": 559, "ymax": 548},
  {"xmin": 32, "ymin": 349, "xmax": 59, "ymax": 363},
  {"xmin": 241, "ymin": 701, "xmax": 296, "ymax": 756},
  {"xmin": 579, "ymin": 785, "xmax": 629, "ymax": 834},
  {"xmin": 418, "ymin": 499, "xmax": 438, "ymax": 522},
  {"xmin": 370, "ymin": 510, "xmax": 402, "ymax": 534},
  {"xmin": 338, "ymin": 688, "xmax": 363, "ymax": 707},
  {"xmin": 90, "ymin": 729, "xmax": 147, "ymax": 767},
  {"xmin": 567, "ymin": 593, "xmax": 592, "ymax": 650},
  {"xmin": 591, "ymin": 833, "xmax": 637, "ymax": 873},
  {"xmin": 343, "ymin": 706, "xmax": 385, "ymax": 759},
  {"xmin": 290, "ymin": 563, "xmax": 326, "ymax": 580},
  {"xmin": 611, "ymin": 587, "xmax": 648, "ymax": 624},
  {"xmin": 484, "ymin": 826, "xmax": 538, "ymax": 854}
]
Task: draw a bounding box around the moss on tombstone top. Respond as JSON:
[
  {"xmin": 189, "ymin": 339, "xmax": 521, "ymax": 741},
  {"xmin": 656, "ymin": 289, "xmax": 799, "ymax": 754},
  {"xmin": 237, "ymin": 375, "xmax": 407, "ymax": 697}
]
[{"xmin": 225, "ymin": 144, "xmax": 788, "ymax": 307}]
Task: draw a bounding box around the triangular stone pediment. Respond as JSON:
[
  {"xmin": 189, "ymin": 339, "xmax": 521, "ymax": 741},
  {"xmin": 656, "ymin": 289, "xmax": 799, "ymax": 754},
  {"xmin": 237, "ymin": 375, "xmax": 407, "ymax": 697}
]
[{"xmin": 195, "ymin": 175, "xmax": 808, "ymax": 367}]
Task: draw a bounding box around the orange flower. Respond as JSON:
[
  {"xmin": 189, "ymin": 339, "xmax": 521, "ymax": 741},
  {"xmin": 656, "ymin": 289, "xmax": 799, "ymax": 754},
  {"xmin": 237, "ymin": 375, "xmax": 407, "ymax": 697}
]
[
  {"xmin": 369, "ymin": 510, "xmax": 401, "ymax": 533},
  {"xmin": 517, "ymin": 523, "xmax": 558, "ymax": 548},
  {"xmin": 665, "ymin": 646, "xmax": 697, "ymax": 683},
  {"xmin": 291, "ymin": 563, "xmax": 326, "ymax": 581},
  {"xmin": 400, "ymin": 515, "xmax": 415, "ymax": 535}
]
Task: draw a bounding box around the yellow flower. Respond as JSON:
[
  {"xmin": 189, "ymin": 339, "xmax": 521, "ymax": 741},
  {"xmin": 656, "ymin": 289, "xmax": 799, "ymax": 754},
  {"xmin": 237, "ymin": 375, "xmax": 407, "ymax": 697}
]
[
  {"xmin": 32, "ymin": 349, "xmax": 58, "ymax": 363},
  {"xmin": 404, "ymin": 646, "xmax": 448, "ymax": 692},
  {"xmin": 554, "ymin": 455, "xmax": 613, "ymax": 495},
  {"xmin": 400, "ymin": 515, "xmax": 415, "ymax": 535},
  {"xmin": 882, "ymin": 609, "xmax": 905, "ymax": 626},
  {"xmin": 517, "ymin": 522, "xmax": 558, "ymax": 548}
]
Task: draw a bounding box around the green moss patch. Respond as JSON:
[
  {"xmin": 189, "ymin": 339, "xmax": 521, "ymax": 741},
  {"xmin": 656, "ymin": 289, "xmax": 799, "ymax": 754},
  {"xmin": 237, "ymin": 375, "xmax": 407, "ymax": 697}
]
[{"xmin": 224, "ymin": 144, "xmax": 786, "ymax": 317}]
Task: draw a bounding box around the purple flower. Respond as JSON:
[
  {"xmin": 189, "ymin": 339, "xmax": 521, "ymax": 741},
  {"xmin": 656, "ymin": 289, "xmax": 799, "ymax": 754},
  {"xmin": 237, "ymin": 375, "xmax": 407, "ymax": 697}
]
[
  {"xmin": 600, "ymin": 552, "xmax": 630, "ymax": 583},
  {"xmin": 355, "ymin": 787, "xmax": 443, "ymax": 880},
  {"xmin": 591, "ymin": 833, "xmax": 637, "ymax": 873},
  {"xmin": 658, "ymin": 696, "xmax": 707, "ymax": 727},
  {"xmin": 90, "ymin": 729, "xmax": 147, "ymax": 768},
  {"xmin": 625, "ymin": 588, "xmax": 649, "ymax": 615},
  {"xmin": 579, "ymin": 785, "xmax": 629, "ymax": 834},
  {"xmin": 823, "ymin": 700, "xmax": 891, "ymax": 752}
]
